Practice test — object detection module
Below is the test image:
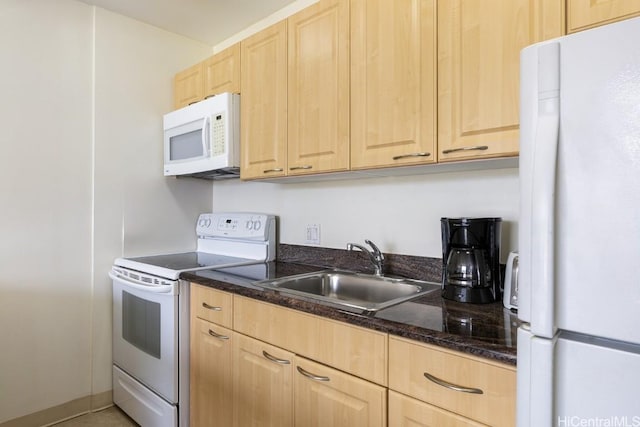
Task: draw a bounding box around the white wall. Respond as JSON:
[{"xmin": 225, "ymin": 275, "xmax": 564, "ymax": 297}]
[
  {"xmin": 212, "ymin": 168, "xmax": 519, "ymax": 260},
  {"xmin": 92, "ymin": 7, "xmax": 212, "ymax": 401},
  {"xmin": 0, "ymin": 1, "xmax": 213, "ymax": 423},
  {"xmin": 0, "ymin": 1, "xmax": 94, "ymax": 421}
]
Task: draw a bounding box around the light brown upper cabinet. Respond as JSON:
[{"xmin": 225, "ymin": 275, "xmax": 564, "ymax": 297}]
[
  {"xmin": 240, "ymin": 22, "xmax": 288, "ymax": 180},
  {"xmin": 287, "ymin": 0, "xmax": 350, "ymax": 176},
  {"xmin": 174, "ymin": 63, "xmax": 204, "ymax": 109},
  {"xmin": 437, "ymin": 0, "xmax": 564, "ymax": 162},
  {"xmin": 568, "ymin": 0, "xmax": 640, "ymax": 33},
  {"xmin": 173, "ymin": 44, "xmax": 241, "ymax": 110},
  {"xmin": 203, "ymin": 43, "xmax": 241, "ymax": 96},
  {"xmin": 351, "ymin": 0, "xmax": 437, "ymax": 170}
]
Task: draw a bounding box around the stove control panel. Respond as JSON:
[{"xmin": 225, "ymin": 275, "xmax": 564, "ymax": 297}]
[{"xmin": 196, "ymin": 212, "xmax": 275, "ymax": 241}]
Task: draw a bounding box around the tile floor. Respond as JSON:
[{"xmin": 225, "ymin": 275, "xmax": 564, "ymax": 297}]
[{"xmin": 52, "ymin": 406, "xmax": 138, "ymax": 426}]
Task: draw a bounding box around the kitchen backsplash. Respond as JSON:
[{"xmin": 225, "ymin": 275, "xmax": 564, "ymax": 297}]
[{"xmin": 277, "ymin": 244, "xmax": 442, "ymax": 282}]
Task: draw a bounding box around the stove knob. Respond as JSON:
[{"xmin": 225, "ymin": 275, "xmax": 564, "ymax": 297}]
[
  {"xmin": 245, "ymin": 220, "xmax": 253, "ymax": 230},
  {"xmin": 253, "ymin": 220, "xmax": 262, "ymax": 231}
]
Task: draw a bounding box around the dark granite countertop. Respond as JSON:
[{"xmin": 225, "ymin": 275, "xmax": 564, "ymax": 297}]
[{"xmin": 182, "ymin": 258, "xmax": 519, "ymax": 366}]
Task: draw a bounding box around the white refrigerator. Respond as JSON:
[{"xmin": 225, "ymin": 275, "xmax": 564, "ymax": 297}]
[{"xmin": 518, "ymin": 17, "xmax": 640, "ymax": 427}]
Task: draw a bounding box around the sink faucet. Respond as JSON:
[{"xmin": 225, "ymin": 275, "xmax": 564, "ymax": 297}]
[{"xmin": 346, "ymin": 239, "xmax": 385, "ymax": 276}]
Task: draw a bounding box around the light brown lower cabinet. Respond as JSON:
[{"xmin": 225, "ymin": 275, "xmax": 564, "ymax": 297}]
[
  {"xmin": 190, "ymin": 318, "xmax": 234, "ymax": 427},
  {"xmin": 389, "ymin": 336, "xmax": 516, "ymax": 427},
  {"xmin": 294, "ymin": 356, "xmax": 387, "ymax": 427},
  {"xmin": 233, "ymin": 332, "xmax": 294, "ymax": 427},
  {"xmin": 389, "ymin": 391, "xmax": 485, "ymax": 427},
  {"xmin": 190, "ymin": 285, "xmax": 516, "ymax": 427}
]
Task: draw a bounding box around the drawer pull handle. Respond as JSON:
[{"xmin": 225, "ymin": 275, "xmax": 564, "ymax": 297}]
[
  {"xmin": 208, "ymin": 329, "xmax": 229, "ymax": 340},
  {"xmin": 202, "ymin": 302, "xmax": 222, "ymax": 311},
  {"xmin": 297, "ymin": 366, "xmax": 330, "ymax": 382},
  {"xmin": 392, "ymin": 152, "xmax": 431, "ymax": 161},
  {"xmin": 262, "ymin": 351, "xmax": 291, "ymax": 365},
  {"xmin": 442, "ymin": 145, "xmax": 489, "ymax": 155},
  {"xmin": 423, "ymin": 372, "xmax": 483, "ymax": 394},
  {"xmin": 263, "ymin": 168, "xmax": 284, "ymax": 174},
  {"xmin": 289, "ymin": 165, "xmax": 313, "ymax": 171}
]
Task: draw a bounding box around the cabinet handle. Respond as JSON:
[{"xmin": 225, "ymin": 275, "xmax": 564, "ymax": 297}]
[
  {"xmin": 289, "ymin": 165, "xmax": 313, "ymax": 171},
  {"xmin": 263, "ymin": 168, "xmax": 284, "ymax": 174},
  {"xmin": 423, "ymin": 372, "xmax": 483, "ymax": 394},
  {"xmin": 441, "ymin": 145, "xmax": 489, "ymax": 155},
  {"xmin": 262, "ymin": 351, "xmax": 291, "ymax": 365},
  {"xmin": 204, "ymin": 94, "xmax": 215, "ymax": 100},
  {"xmin": 202, "ymin": 302, "xmax": 222, "ymax": 311},
  {"xmin": 208, "ymin": 329, "xmax": 229, "ymax": 340},
  {"xmin": 296, "ymin": 366, "xmax": 330, "ymax": 382},
  {"xmin": 392, "ymin": 152, "xmax": 431, "ymax": 161}
]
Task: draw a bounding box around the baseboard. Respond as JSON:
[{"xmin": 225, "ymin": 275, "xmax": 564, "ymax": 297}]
[
  {"xmin": 90, "ymin": 390, "xmax": 113, "ymax": 412},
  {"xmin": 0, "ymin": 391, "xmax": 113, "ymax": 427}
]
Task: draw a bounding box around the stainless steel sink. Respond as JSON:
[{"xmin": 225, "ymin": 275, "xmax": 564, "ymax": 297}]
[{"xmin": 255, "ymin": 270, "xmax": 441, "ymax": 313}]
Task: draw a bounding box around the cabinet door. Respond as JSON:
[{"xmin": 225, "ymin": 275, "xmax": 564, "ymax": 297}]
[
  {"xmin": 438, "ymin": 0, "xmax": 563, "ymax": 161},
  {"xmin": 389, "ymin": 391, "xmax": 485, "ymax": 427},
  {"xmin": 240, "ymin": 21, "xmax": 288, "ymax": 179},
  {"xmin": 233, "ymin": 333, "xmax": 294, "ymax": 427},
  {"xmin": 294, "ymin": 356, "xmax": 386, "ymax": 427},
  {"xmin": 203, "ymin": 43, "xmax": 241, "ymax": 97},
  {"xmin": 190, "ymin": 318, "xmax": 233, "ymax": 427},
  {"xmin": 351, "ymin": 0, "xmax": 437, "ymax": 170},
  {"xmin": 389, "ymin": 336, "xmax": 516, "ymax": 427},
  {"xmin": 287, "ymin": 0, "xmax": 350, "ymax": 175},
  {"xmin": 568, "ymin": 0, "xmax": 640, "ymax": 32},
  {"xmin": 174, "ymin": 62, "xmax": 203, "ymax": 109}
]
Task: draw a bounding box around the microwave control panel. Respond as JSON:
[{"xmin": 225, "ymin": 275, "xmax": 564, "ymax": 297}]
[{"xmin": 211, "ymin": 112, "xmax": 226, "ymax": 156}]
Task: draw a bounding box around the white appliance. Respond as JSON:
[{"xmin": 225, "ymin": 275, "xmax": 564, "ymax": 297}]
[
  {"xmin": 518, "ymin": 17, "xmax": 640, "ymax": 426},
  {"xmin": 110, "ymin": 212, "xmax": 276, "ymax": 427},
  {"xmin": 163, "ymin": 93, "xmax": 240, "ymax": 179}
]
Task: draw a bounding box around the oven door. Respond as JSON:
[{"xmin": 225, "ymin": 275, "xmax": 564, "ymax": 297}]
[{"xmin": 111, "ymin": 268, "xmax": 179, "ymax": 403}]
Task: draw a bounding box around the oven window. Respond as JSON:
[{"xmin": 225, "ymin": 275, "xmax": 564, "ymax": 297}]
[{"xmin": 122, "ymin": 291, "xmax": 161, "ymax": 359}]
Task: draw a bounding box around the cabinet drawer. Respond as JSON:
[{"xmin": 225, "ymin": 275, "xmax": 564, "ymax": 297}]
[
  {"xmin": 389, "ymin": 390, "xmax": 485, "ymax": 427},
  {"xmin": 190, "ymin": 284, "xmax": 233, "ymax": 328},
  {"xmin": 233, "ymin": 296, "xmax": 388, "ymax": 386},
  {"xmin": 294, "ymin": 356, "xmax": 387, "ymax": 427},
  {"xmin": 388, "ymin": 336, "xmax": 515, "ymax": 427}
]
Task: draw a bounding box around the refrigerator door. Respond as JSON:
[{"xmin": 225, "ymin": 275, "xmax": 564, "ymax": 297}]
[
  {"xmin": 519, "ymin": 17, "xmax": 640, "ymax": 344},
  {"xmin": 518, "ymin": 327, "xmax": 640, "ymax": 426},
  {"xmin": 554, "ymin": 18, "xmax": 640, "ymax": 345},
  {"xmin": 555, "ymin": 333, "xmax": 640, "ymax": 423}
]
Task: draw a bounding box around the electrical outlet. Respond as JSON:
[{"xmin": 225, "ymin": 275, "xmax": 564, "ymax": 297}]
[{"xmin": 305, "ymin": 224, "xmax": 321, "ymax": 245}]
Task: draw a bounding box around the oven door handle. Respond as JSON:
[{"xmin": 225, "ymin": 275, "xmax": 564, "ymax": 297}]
[{"xmin": 109, "ymin": 271, "xmax": 175, "ymax": 294}]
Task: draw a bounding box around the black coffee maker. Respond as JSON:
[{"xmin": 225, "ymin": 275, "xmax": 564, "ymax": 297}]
[{"xmin": 441, "ymin": 217, "xmax": 502, "ymax": 303}]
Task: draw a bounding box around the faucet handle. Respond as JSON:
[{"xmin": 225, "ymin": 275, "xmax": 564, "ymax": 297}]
[{"xmin": 364, "ymin": 239, "xmax": 383, "ymax": 258}]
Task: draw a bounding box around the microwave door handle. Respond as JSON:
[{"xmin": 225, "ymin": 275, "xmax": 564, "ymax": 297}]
[{"xmin": 202, "ymin": 116, "xmax": 210, "ymax": 155}]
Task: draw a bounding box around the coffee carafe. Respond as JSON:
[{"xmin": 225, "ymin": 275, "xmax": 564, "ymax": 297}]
[{"xmin": 441, "ymin": 217, "xmax": 502, "ymax": 303}]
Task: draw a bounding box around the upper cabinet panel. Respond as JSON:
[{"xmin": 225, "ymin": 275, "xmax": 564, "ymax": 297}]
[
  {"xmin": 568, "ymin": 0, "xmax": 640, "ymax": 33},
  {"xmin": 437, "ymin": 0, "xmax": 564, "ymax": 162},
  {"xmin": 173, "ymin": 44, "xmax": 240, "ymax": 110},
  {"xmin": 203, "ymin": 43, "xmax": 241, "ymax": 96},
  {"xmin": 287, "ymin": 0, "xmax": 350, "ymax": 175},
  {"xmin": 174, "ymin": 63, "xmax": 204, "ymax": 109},
  {"xmin": 350, "ymin": 0, "xmax": 437, "ymax": 170},
  {"xmin": 240, "ymin": 22, "xmax": 288, "ymax": 179}
]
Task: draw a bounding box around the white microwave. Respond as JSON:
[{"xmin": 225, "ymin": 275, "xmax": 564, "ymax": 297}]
[{"xmin": 163, "ymin": 93, "xmax": 240, "ymax": 179}]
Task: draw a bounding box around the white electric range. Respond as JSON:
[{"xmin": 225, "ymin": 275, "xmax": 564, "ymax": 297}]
[{"xmin": 109, "ymin": 212, "xmax": 276, "ymax": 427}]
